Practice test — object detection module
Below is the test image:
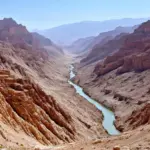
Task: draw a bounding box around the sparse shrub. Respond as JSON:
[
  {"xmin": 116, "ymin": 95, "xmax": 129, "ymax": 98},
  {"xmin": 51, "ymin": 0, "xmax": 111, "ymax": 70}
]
[{"xmin": 0, "ymin": 144, "xmax": 3, "ymax": 148}]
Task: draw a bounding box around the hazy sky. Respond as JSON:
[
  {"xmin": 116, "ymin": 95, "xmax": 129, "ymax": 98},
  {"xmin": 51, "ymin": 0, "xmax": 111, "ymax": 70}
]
[{"xmin": 0, "ymin": 0, "xmax": 150, "ymax": 30}]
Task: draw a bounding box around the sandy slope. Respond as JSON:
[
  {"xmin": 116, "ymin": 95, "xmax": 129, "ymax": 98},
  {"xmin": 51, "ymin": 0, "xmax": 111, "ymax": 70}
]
[
  {"xmin": 0, "ymin": 43, "xmax": 107, "ymax": 149},
  {"xmin": 53, "ymin": 124, "xmax": 150, "ymax": 150},
  {"xmin": 39, "ymin": 53, "xmax": 107, "ymax": 139}
]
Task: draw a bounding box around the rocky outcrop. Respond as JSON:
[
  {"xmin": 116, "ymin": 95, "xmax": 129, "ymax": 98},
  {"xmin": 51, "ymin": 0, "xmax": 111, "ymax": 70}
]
[
  {"xmin": 119, "ymin": 104, "xmax": 150, "ymax": 131},
  {"xmin": 94, "ymin": 59, "xmax": 124, "ymax": 76},
  {"xmin": 117, "ymin": 50, "xmax": 150, "ymax": 74},
  {"xmin": 0, "ymin": 18, "xmax": 74, "ymax": 146},
  {"xmin": 0, "ymin": 69, "xmax": 75, "ymax": 145},
  {"xmin": 94, "ymin": 20, "xmax": 150, "ymax": 76},
  {"xmin": 0, "ymin": 18, "xmax": 34, "ymax": 47},
  {"xmin": 0, "ymin": 18, "xmax": 62, "ymax": 53},
  {"xmin": 0, "ymin": 26, "xmax": 75, "ymax": 144}
]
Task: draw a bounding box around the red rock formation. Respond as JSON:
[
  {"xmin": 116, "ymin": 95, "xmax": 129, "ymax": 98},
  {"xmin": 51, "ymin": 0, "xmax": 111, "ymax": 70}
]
[
  {"xmin": 122, "ymin": 104, "xmax": 150, "ymax": 130},
  {"xmin": 0, "ymin": 18, "xmax": 106, "ymax": 148},
  {"xmin": 94, "ymin": 20, "xmax": 150, "ymax": 76},
  {"xmin": 0, "ymin": 69, "xmax": 75, "ymax": 145},
  {"xmin": 0, "ymin": 18, "xmax": 33, "ymax": 46},
  {"xmin": 117, "ymin": 50, "xmax": 150, "ymax": 74},
  {"xmin": 0, "ymin": 18, "xmax": 60, "ymax": 52},
  {"xmin": 0, "ymin": 19, "xmax": 75, "ymax": 145}
]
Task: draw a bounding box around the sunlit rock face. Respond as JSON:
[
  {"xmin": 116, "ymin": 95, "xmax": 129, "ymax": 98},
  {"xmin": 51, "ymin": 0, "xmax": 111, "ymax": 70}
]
[
  {"xmin": 94, "ymin": 20, "xmax": 150, "ymax": 76},
  {"xmin": 0, "ymin": 18, "xmax": 76, "ymax": 145}
]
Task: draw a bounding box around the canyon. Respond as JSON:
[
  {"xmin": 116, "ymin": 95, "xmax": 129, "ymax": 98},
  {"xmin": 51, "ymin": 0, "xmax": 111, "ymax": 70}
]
[
  {"xmin": 0, "ymin": 17, "xmax": 150, "ymax": 150},
  {"xmin": 0, "ymin": 18, "xmax": 107, "ymax": 149},
  {"xmin": 71, "ymin": 19, "xmax": 150, "ymax": 150}
]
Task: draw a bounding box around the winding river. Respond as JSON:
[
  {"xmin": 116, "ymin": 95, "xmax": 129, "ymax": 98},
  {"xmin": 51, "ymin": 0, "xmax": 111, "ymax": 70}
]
[{"xmin": 68, "ymin": 65, "xmax": 120, "ymax": 135}]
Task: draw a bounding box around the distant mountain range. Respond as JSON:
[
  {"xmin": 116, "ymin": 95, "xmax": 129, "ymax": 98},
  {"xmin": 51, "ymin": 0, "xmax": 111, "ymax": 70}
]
[
  {"xmin": 68, "ymin": 25, "xmax": 138, "ymax": 54},
  {"xmin": 0, "ymin": 18, "xmax": 63, "ymax": 56},
  {"xmin": 36, "ymin": 18, "xmax": 149, "ymax": 45}
]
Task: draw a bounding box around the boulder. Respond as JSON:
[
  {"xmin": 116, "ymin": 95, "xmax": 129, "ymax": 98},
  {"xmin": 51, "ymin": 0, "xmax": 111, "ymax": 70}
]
[{"xmin": 113, "ymin": 146, "xmax": 120, "ymax": 150}]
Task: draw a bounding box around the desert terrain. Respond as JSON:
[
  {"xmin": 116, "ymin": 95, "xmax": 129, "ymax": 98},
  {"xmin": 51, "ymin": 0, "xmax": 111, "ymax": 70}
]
[
  {"xmin": 0, "ymin": 18, "xmax": 108, "ymax": 149},
  {"xmin": 0, "ymin": 17, "xmax": 150, "ymax": 150}
]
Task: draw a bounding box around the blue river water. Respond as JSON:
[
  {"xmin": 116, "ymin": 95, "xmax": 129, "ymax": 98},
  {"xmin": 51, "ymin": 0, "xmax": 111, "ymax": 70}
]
[{"xmin": 68, "ymin": 65, "xmax": 120, "ymax": 135}]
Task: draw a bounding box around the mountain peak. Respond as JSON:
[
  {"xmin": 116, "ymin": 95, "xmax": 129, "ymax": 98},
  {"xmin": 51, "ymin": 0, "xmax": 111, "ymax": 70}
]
[
  {"xmin": 0, "ymin": 18, "xmax": 17, "ymax": 27},
  {"xmin": 37, "ymin": 18, "xmax": 149, "ymax": 45},
  {"xmin": 135, "ymin": 20, "xmax": 150, "ymax": 32}
]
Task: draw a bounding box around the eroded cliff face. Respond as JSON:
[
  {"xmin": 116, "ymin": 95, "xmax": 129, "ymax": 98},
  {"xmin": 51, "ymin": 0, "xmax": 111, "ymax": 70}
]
[
  {"xmin": 0, "ymin": 70, "xmax": 75, "ymax": 145},
  {"xmin": 124, "ymin": 104, "xmax": 150, "ymax": 130},
  {"xmin": 0, "ymin": 18, "xmax": 107, "ymax": 149},
  {"xmin": 0, "ymin": 18, "xmax": 33, "ymax": 47},
  {"xmin": 0, "ymin": 39, "xmax": 77, "ymax": 146},
  {"xmin": 94, "ymin": 20, "xmax": 150, "ymax": 76},
  {"xmin": 75, "ymin": 20, "xmax": 150, "ymax": 134}
]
